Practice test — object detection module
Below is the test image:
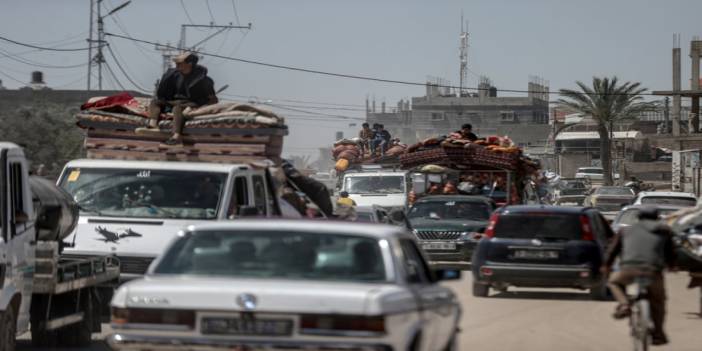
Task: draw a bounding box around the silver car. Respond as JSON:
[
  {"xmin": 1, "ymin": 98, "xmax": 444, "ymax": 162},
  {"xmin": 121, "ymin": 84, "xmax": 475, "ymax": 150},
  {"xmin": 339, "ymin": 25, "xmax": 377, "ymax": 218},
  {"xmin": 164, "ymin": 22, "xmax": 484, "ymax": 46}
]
[{"xmin": 108, "ymin": 220, "xmax": 461, "ymax": 351}]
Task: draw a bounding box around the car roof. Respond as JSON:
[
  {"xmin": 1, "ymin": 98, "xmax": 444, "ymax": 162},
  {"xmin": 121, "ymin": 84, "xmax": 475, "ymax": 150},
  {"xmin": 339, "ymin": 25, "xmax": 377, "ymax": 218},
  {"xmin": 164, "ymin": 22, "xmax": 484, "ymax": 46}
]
[
  {"xmin": 64, "ymin": 159, "xmax": 251, "ymax": 172},
  {"xmin": 637, "ymin": 191, "xmax": 696, "ymax": 198},
  {"xmin": 499, "ymin": 205, "xmax": 589, "ymax": 215},
  {"xmin": 415, "ymin": 195, "xmax": 492, "ymax": 203},
  {"xmin": 185, "ymin": 219, "xmax": 408, "ymax": 239},
  {"xmin": 620, "ymin": 204, "xmax": 685, "ymax": 212},
  {"xmin": 577, "ymin": 167, "xmax": 602, "ymax": 170}
]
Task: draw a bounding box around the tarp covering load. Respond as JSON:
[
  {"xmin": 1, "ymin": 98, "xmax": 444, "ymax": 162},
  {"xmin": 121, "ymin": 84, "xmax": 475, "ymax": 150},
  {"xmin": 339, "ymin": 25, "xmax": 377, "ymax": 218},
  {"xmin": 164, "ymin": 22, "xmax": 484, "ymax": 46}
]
[
  {"xmin": 76, "ymin": 92, "xmax": 288, "ymax": 164},
  {"xmin": 332, "ymin": 138, "xmax": 407, "ymax": 172},
  {"xmin": 400, "ymin": 134, "xmax": 539, "ymax": 173},
  {"xmin": 29, "ymin": 176, "xmax": 79, "ymax": 242}
]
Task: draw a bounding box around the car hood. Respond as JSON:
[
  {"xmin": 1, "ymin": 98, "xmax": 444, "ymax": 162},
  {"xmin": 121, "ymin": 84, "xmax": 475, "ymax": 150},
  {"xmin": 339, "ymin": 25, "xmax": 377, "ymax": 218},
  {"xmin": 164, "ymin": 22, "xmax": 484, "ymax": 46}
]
[
  {"xmin": 409, "ymin": 218, "xmax": 487, "ymax": 232},
  {"xmin": 63, "ymin": 216, "xmax": 212, "ymax": 257},
  {"xmin": 113, "ymin": 276, "xmax": 415, "ymax": 315},
  {"xmin": 591, "ymin": 195, "xmax": 634, "ymax": 201}
]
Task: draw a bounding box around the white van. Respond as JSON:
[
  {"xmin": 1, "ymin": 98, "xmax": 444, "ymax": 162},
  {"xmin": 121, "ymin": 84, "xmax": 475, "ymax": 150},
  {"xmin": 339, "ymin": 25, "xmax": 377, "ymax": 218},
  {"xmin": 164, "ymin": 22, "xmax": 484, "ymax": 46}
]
[
  {"xmin": 58, "ymin": 159, "xmax": 278, "ymax": 280},
  {"xmin": 341, "ymin": 169, "xmax": 409, "ymax": 209}
]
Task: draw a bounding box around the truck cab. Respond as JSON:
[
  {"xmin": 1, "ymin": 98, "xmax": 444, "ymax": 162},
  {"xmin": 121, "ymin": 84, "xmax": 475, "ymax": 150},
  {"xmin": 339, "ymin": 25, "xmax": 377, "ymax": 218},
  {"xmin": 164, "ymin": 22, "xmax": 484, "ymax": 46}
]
[
  {"xmin": 58, "ymin": 159, "xmax": 279, "ymax": 280},
  {"xmin": 0, "ymin": 143, "xmax": 36, "ymax": 343},
  {"xmin": 341, "ymin": 167, "xmax": 409, "ymax": 210}
]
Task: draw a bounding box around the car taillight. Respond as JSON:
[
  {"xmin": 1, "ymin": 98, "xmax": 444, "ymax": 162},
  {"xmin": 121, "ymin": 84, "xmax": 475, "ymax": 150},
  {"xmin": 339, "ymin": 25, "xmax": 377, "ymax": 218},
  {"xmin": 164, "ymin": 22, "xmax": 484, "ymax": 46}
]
[
  {"xmin": 579, "ymin": 215, "xmax": 594, "ymax": 241},
  {"xmin": 484, "ymin": 213, "xmax": 500, "ymax": 238},
  {"xmin": 300, "ymin": 314, "xmax": 385, "ymax": 335},
  {"xmin": 111, "ymin": 307, "xmax": 196, "ymax": 329}
]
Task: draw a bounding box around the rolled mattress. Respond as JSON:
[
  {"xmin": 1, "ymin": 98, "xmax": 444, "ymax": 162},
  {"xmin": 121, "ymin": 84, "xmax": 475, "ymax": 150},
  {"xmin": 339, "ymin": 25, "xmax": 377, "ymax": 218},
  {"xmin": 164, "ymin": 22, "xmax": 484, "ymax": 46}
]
[{"xmin": 29, "ymin": 176, "xmax": 79, "ymax": 242}]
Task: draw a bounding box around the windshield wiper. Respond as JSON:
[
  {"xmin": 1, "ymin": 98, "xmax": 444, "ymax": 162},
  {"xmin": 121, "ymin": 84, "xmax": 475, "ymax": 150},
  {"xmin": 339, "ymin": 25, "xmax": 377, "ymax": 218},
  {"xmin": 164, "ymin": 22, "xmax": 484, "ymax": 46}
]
[{"xmin": 78, "ymin": 204, "xmax": 103, "ymax": 216}]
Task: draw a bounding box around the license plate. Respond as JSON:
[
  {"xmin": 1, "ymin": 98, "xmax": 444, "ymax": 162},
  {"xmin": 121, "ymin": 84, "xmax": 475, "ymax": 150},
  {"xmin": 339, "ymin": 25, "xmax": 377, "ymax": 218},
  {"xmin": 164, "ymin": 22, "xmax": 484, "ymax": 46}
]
[
  {"xmin": 201, "ymin": 317, "xmax": 293, "ymax": 336},
  {"xmin": 422, "ymin": 242, "xmax": 456, "ymax": 251},
  {"xmin": 514, "ymin": 250, "xmax": 559, "ymax": 259}
]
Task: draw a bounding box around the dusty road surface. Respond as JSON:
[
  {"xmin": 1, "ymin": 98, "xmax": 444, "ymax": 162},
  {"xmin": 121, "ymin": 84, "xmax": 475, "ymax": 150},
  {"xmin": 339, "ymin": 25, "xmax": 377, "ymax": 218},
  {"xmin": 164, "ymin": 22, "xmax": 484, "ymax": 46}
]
[{"xmin": 17, "ymin": 273, "xmax": 701, "ymax": 351}]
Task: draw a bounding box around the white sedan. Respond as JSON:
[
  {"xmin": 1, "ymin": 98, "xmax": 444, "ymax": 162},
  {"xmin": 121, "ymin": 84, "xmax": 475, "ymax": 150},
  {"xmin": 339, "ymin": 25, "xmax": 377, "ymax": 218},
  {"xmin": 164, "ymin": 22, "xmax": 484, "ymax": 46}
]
[{"xmin": 107, "ymin": 220, "xmax": 461, "ymax": 351}]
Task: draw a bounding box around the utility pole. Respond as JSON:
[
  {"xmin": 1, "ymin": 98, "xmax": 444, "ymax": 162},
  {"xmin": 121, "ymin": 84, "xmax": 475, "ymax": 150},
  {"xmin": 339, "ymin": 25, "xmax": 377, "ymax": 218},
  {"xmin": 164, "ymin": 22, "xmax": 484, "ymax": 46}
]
[
  {"xmin": 458, "ymin": 13, "xmax": 468, "ymax": 97},
  {"xmin": 664, "ymin": 97, "xmax": 670, "ymax": 134},
  {"xmin": 87, "ymin": 0, "xmax": 131, "ymax": 90},
  {"xmin": 155, "ymin": 23, "xmax": 252, "ymax": 74},
  {"xmin": 87, "ymin": 0, "xmax": 94, "ymax": 91}
]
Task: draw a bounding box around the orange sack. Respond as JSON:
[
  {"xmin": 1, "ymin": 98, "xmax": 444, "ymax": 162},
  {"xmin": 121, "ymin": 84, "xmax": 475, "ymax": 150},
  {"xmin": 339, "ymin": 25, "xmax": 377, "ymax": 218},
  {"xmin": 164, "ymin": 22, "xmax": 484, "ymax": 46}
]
[{"xmin": 335, "ymin": 158, "xmax": 350, "ymax": 172}]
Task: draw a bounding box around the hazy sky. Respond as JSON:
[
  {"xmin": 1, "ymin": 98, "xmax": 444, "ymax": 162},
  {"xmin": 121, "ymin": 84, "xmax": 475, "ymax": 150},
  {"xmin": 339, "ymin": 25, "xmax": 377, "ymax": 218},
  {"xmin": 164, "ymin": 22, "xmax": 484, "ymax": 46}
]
[{"xmin": 1, "ymin": 0, "xmax": 701, "ymax": 159}]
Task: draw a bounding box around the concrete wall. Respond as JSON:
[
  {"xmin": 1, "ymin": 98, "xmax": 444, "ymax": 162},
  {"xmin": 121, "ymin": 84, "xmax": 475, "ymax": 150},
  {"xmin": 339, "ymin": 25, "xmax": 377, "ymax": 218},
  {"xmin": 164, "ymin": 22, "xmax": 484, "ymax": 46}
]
[{"xmin": 558, "ymin": 153, "xmax": 595, "ymax": 178}]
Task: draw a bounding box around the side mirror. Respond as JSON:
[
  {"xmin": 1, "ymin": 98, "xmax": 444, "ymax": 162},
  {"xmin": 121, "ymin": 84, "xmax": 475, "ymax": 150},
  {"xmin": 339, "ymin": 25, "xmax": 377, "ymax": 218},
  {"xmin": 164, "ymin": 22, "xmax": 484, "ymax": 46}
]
[
  {"xmin": 433, "ymin": 268, "xmax": 462, "ymax": 281},
  {"xmin": 388, "ymin": 208, "xmax": 407, "ymax": 223},
  {"xmin": 238, "ymin": 206, "xmax": 261, "ymax": 217}
]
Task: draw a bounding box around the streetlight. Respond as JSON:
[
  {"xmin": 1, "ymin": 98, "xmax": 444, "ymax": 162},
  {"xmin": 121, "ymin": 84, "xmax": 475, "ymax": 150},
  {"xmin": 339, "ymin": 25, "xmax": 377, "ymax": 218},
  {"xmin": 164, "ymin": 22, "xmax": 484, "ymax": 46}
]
[{"xmin": 92, "ymin": 0, "xmax": 131, "ymax": 90}]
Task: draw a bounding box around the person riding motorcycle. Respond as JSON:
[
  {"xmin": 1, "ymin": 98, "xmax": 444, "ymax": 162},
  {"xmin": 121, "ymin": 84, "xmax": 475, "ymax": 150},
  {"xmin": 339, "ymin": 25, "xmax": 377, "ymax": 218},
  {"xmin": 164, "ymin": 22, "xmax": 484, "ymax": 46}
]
[
  {"xmin": 601, "ymin": 205, "xmax": 676, "ymax": 346},
  {"xmin": 625, "ymin": 176, "xmax": 643, "ymax": 194}
]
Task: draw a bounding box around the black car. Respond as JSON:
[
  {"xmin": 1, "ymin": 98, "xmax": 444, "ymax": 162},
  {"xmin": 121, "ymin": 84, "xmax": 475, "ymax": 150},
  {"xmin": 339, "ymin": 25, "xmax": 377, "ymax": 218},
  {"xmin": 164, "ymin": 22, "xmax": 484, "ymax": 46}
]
[
  {"xmin": 471, "ymin": 205, "xmax": 613, "ymax": 299},
  {"xmin": 408, "ymin": 195, "xmax": 495, "ymax": 270}
]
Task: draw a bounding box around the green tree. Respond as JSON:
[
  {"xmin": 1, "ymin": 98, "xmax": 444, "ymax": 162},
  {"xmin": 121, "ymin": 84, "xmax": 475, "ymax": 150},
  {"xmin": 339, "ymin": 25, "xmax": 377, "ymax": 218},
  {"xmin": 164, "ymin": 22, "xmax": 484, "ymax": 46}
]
[
  {"xmin": 0, "ymin": 102, "xmax": 84, "ymax": 179},
  {"xmin": 558, "ymin": 77, "xmax": 652, "ymax": 185}
]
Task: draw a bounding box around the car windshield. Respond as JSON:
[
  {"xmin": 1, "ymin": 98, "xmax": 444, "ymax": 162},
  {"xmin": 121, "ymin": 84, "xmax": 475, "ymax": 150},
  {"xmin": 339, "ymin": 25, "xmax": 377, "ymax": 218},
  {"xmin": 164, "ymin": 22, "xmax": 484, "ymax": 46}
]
[
  {"xmin": 408, "ymin": 201, "xmax": 490, "ymax": 221},
  {"xmin": 579, "ymin": 168, "xmax": 603, "ymax": 174},
  {"xmin": 562, "ymin": 181, "xmax": 586, "ymax": 189},
  {"xmin": 595, "ymin": 187, "xmax": 633, "ymax": 196},
  {"xmin": 493, "ymin": 214, "xmax": 583, "ymax": 239},
  {"xmin": 615, "ymin": 208, "xmax": 678, "ymax": 226},
  {"xmin": 59, "ymin": 167, "xmax": 227, "ymax": 219},
  {"xmin": 154, "ymin": 230, "xmax": 389, "ymax": 282},
  {"xmin": 355, "ymin": 211, "xmax": 375, "ymax": 222},
  {"xmin": 641, "ymin": 197, "xmax": 696, "ymax": 207},
  {"xmin": 344, "ymin": 175, "xmax": 405, "ymax": 194}
]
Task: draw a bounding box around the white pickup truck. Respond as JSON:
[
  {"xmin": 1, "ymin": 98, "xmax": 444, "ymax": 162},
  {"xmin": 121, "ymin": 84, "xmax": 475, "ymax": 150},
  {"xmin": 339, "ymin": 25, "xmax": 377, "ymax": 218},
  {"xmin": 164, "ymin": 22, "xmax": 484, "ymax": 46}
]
[
  {"xmin": 58, "ymin": 158, "xmax": 281, "ymax": 281},
  {"xmin": 341, "ymin": 168, "xmax": 409, "ymax": 210},
  {"xmin": 0, "ymin": 143, "xmax": 120, "ymax": 351}
]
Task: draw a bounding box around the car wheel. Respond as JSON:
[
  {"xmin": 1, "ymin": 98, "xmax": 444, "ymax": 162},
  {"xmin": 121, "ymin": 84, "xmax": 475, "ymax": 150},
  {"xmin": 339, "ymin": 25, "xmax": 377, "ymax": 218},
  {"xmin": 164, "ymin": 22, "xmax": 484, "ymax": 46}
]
[
  {"xmin": 472, "ymin": 281, "xmax": 489, "ymax": 297},
  {"xmin": 443, "ymin": 332, "xmax": 458, "ymax": 351},
  {"xmin": 0, "ymin": 305, "xmax": 17, "ymax": 351}
]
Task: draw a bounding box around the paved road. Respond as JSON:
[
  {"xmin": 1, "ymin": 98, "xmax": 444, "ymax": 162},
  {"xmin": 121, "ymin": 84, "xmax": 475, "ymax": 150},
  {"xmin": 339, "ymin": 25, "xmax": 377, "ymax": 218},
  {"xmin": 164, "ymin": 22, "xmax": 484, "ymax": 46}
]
[{"xmin": 17, "ymin": 273, "xmax": 701, "ymax": 351}]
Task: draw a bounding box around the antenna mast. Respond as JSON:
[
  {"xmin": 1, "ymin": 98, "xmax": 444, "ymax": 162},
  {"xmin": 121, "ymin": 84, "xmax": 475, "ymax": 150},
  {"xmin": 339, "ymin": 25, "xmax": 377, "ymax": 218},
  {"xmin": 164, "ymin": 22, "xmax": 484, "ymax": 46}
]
[{"xmin": 458, "ymin": 12, "xmax": 469, "ymax": 97}]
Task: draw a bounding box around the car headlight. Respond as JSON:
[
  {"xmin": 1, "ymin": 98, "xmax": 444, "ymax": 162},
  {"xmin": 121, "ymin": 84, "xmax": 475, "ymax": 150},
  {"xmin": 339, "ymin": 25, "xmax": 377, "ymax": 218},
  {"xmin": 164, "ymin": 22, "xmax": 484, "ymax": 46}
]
[{"xmin": 460, "ymin": 231, "xmax": 483, "ymax": 240}]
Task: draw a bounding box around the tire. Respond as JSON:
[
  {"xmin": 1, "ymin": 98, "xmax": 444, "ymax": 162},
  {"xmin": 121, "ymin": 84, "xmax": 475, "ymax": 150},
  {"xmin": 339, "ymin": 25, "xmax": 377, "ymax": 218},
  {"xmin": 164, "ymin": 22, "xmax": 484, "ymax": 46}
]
[
  {"xmin": 472, "ymin": 281, "xmax": 489, "ymax": 297},
  {"xmin": 30, "ymin": 296, "xmax": 58, "ymax": 348},
  {"xmin": 0, "ymin": 306, "xmax": 18, "ymax": 351},
  {"xmin": 443, "ymin": 332, "xmax": 458, "ymax": 351},
  {"xmin": 631, "ymin": 300, "xmax": 650, "ymax": 351},
  {"xmin": 60, "ymin": 289, "xmax": 93, "ymax": 348}
]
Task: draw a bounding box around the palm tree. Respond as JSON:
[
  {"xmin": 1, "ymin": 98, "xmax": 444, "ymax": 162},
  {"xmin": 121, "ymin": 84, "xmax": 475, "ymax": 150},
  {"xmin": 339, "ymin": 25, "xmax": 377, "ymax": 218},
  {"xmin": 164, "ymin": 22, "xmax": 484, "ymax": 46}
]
[{"xmin": 558, "ymin": 77, "xmax": 653, "ymax": 185}]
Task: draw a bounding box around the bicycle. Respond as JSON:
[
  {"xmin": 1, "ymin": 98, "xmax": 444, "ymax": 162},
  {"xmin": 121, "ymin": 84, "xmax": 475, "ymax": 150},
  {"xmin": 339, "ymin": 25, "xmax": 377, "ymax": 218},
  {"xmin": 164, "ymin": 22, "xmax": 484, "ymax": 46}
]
[{"xmin": 629, "ymin": 276, "xmax": 654, "ymax": 351}]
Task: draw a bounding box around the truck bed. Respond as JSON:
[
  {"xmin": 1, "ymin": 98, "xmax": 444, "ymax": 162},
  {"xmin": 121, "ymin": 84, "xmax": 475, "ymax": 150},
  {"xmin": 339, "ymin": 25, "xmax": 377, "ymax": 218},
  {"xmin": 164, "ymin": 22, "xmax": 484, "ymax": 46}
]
[{"xmin": 33, "ymin": 242, "xmax": 120, "ymax": 294}]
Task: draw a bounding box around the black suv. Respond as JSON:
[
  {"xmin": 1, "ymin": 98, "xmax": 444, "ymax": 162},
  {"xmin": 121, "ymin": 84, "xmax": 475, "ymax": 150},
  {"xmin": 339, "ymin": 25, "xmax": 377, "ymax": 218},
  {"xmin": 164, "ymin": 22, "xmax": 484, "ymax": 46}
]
[
  {"xmin": 408, "ymin": 195, "xmax": 495, "ymax": 270},
  {"xmin": 471, "ymin": 205, "xmax": 613, "ymax": 299}
]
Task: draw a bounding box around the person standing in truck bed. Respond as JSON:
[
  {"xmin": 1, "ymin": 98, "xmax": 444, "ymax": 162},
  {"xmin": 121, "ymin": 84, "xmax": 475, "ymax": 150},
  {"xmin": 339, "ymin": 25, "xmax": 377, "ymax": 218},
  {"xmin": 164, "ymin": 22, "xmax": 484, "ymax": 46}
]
[{"xmin": 139, "ymin": 52, "xmax": 219, "ymax": 145}]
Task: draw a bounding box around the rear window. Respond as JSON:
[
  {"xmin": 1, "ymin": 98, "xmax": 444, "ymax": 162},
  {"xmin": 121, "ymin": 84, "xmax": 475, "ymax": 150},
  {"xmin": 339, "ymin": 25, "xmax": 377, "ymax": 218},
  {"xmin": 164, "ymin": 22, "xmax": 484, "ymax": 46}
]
[
  {"xmin": 579, "ymin": 168, "xmax": 603, "ymax": 174},
  {"xmin": 641, "ymin": 197, "xmax": 696, "ymax": 207},
  {"xmin": 493, "ymin": 214, "xmax": 582, "ymax": 239},
  {"xmin": 595, "ymin": 187, "xmax": 634, "ymax": 196}
]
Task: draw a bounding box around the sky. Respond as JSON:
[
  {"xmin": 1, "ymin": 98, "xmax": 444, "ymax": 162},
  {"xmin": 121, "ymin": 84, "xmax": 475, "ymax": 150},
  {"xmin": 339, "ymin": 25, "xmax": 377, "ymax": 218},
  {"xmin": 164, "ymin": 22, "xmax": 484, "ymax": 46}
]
[{"xmin": 1, "ymin": 0, "xmax": 702, "ymax": 160}]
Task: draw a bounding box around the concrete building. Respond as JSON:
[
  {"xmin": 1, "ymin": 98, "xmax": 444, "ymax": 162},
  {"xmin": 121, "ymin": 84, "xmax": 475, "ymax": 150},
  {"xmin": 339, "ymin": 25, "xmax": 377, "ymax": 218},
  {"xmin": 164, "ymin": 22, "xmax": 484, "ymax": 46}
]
[{"xmin": 366, "ymin": 78, "xmax": 551, "ymax": 147}]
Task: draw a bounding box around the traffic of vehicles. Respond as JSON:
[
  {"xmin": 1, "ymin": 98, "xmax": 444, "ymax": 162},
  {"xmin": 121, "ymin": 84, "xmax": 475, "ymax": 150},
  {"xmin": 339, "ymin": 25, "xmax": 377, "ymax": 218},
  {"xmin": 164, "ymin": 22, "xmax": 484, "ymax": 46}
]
[{"xmin": 2, "ymin": 95, "xmax": 702, "ymax": 351}]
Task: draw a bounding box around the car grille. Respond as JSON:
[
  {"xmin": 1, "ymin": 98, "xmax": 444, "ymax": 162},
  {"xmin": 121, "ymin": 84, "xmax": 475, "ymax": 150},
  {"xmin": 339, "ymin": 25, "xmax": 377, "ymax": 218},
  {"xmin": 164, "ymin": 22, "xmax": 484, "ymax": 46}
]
[
  {"xmin": 415, "ymin": 231, "xmax": 463, "ymax": 240},
  {"xmin": 117, "ymin": 256, "xmax": 155, "ymax": 275}
]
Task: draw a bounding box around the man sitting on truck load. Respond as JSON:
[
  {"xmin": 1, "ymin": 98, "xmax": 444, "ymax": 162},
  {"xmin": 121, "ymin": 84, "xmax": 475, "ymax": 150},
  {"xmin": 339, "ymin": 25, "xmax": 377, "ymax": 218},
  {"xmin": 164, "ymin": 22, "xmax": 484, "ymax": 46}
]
[
  {"xmin": 358, "ymin": 122, "xmax": 374, "ymax": 156},
  {"xmin": 140, "ymin": 52, "xmax": 219, "ymax": 145},
  {"xmin": 456, "ymin": 123, "xmax": 478, "ymax": 141}
]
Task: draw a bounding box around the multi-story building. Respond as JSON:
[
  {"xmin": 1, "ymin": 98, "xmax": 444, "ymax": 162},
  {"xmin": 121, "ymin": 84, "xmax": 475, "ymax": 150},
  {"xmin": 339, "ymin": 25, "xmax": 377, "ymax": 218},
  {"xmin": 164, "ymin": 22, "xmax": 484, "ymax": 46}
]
[{"xmin": 366, "ymin": 79, "xmax": 551, "ymax": 147}]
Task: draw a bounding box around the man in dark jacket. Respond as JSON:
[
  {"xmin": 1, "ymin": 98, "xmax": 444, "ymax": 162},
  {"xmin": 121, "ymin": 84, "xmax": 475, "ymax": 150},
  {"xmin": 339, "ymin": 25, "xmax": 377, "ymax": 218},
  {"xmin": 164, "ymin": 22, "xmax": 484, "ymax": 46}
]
[
  {"xmin": 456, "ymin": 123, "xmax": 478, "ymax": 141},
  {"xmin": 141, "ymin": 52, "xmax": 218, "ymax": 145},
  {"xmin": 602, "ymin": 206, "xmax": 676, "ymax": 345}
]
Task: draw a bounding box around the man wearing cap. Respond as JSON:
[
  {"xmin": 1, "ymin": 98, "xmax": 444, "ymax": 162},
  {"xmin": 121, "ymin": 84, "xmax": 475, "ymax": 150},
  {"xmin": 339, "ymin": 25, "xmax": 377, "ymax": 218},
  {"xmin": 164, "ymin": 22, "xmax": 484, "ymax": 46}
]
[{"xmin": 141, "ymin": 52, "xmax": 219, "ymax": 145}]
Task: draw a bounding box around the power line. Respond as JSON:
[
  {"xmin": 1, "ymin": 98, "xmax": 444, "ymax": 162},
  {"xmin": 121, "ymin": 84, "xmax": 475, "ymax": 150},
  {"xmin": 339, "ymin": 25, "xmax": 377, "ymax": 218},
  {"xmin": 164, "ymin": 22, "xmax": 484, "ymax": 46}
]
[
  {"xmin": 0, "ymin": 35, "xmax": 90, "ymax": 52},
  {"xmin": 105, "ymin": 43, "xmax": 149, "ymax": 93},
  {"xmin": 222, "ymin": 92, "xmax": 365, "ymax": 108},
  {"xmin": 205, "ymin": 0, "xmax": 216, "ymax": 23},
  {"xmin": 230, "ymin": 0, "xmax": 247, "ymax": 34},
  {"xmin": 0, "ymin": 69, "xmax": 29, "ymax": 87},
  {"xmin": 0, "ymin": 47, "xmax": 88, "ymax": 69},
  {"xmin": 106, "ymin": 32, "xmax": 659, "ymax": 97},
  {"xmin": 104, "ymin": 61, "xmax": 126, "ymax": 90}
]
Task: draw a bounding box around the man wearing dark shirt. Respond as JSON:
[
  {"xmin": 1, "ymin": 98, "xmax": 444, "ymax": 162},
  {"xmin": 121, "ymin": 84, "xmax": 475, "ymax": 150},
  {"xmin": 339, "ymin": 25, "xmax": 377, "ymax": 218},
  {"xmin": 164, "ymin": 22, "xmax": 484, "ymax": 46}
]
[
  {"xmin": 457, "ymin": 123, "xmax": 478, "ymax": 141},
  {"xmin": 140, "ymin": 52, "xmax": 218, "ymax": 145},
  {"xmin": 602, "ymin": 206, "xmax": 676, "ymax": 345}
]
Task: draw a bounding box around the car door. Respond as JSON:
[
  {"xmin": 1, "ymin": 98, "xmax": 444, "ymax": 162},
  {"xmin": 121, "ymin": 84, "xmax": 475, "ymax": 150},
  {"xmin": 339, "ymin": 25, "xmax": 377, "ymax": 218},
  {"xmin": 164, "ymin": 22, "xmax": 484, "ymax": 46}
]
[
  {"xmin": 5, "ymin": 155, "xmax": 34, "ymax": 331},
  {"xmin": 399, "ymin": 239, "xmax": 456, "ymax": 350}
]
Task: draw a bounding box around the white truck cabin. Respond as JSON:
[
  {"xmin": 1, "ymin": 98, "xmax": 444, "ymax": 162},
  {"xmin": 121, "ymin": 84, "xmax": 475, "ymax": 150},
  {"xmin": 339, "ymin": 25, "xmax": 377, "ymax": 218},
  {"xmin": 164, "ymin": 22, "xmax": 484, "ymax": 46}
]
[
  {"xmin": 57, "ymin": 159, "xmax": 278, "ymax": 280},
  {"xmin": 341, "ymin": 167, "xmax": 409, "ymax": 210}
]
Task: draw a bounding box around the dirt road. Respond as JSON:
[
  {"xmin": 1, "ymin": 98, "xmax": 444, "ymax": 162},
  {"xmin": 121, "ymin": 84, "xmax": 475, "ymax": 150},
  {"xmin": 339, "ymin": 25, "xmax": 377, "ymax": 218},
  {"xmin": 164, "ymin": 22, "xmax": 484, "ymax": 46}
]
[{"xmin": 17, "ymin": 273, "xmax": 701, "ymax": 351}]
